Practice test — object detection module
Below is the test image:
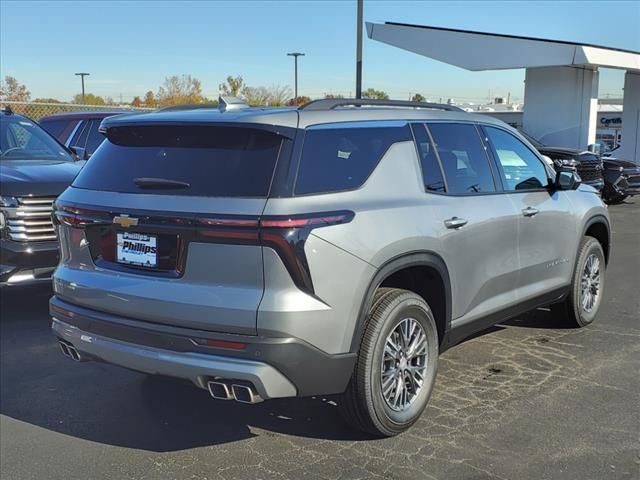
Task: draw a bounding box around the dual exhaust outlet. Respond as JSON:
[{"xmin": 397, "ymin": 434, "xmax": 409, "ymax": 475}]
[
  {"xmin": 58, "ymin": 340, "xmax": 84, "ymax": 362},
  {"xmin": 207, "ymin": 380, "xmax": 263, "ymax": 404},
  {"xmin": 57, "ymin": 339, "xmax": 262, "ymax": 404}
]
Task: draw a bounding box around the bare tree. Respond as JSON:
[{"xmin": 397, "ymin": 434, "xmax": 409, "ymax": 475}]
[
  {"xmin": 219, "ymin": 76, "xmax": 245, "ymax": 97},
  {"xmin": 242, "ymin": 85, "xmax": 291, "ymax": 106},
  {"xmin": 0, "ymin": 76, "xmax": 31, "ymax": 101},
  {"xmin": 156, "ymin": 75, "xmax": 203, "ymax": 106}
]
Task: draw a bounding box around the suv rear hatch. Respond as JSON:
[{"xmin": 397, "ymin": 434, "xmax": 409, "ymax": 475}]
[{"xmin": 54, "ymin": 121, "xmax": 294, "ymax": 335}]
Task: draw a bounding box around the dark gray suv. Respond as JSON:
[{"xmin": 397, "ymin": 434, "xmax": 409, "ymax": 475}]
[{"xmin": 50, "ymin": 98, "xmax": 610, "ymax": 436}]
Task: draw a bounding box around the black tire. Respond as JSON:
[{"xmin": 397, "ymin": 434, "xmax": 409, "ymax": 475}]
[
  {"xmin": 604, "ymin": 193, "xmax": 628, "ymax": 205},
  {"xmin": 339, "ymin": 288, "xmax": 439, "ymax": 436},
  {"xmin": 552, "ymin": 236, "xmax": 605, "ymax": 327}
]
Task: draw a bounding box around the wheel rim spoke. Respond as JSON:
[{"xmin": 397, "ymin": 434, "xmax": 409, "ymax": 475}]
[
  {"xmin": 580, "ymin": 253, "xmax": 602, "ymax": 313},
  {"xmin": 380, "ymin": 317, "xmax": 428, "ymax": 411}
]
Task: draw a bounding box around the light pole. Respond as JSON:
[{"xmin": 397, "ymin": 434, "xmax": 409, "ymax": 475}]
[
  {"xmin": 75, "ymin": 72, "xmax": 90, "ymax": 103},
  {"xmin": 355, "ymin": 0, "xmax": 363, "ymax": 99},
  {"xmin": 287, "ymin": 52, "xmax": 305, "ymax": 100}
]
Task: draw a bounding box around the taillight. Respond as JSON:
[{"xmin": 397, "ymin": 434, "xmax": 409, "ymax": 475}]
[{"xmin": 258, "ymin": 211, "xmax": 354, "ymax": 294}]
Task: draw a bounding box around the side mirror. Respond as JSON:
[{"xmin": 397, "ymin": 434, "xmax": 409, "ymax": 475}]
[
  {"xmin": 69, "ymin": 145, "xmax": 89, "ymax": 160},
  {"xmin": 555, "ymin": 169, "xmax": 581, "ymax": 190}
]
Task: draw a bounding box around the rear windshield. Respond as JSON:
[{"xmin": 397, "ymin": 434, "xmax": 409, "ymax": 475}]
[{"xmin": 72, "ymin": 125, "xmax": 283, "ymax": 197}]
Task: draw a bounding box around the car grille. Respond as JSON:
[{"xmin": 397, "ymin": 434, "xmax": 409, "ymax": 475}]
[
  {"xmin": 6, "ymin": 197, "xmax": 57, "ymax": 242},
  {"xmin": 577, "ymin": 159, "xmax": 603, "ymax": 183}
]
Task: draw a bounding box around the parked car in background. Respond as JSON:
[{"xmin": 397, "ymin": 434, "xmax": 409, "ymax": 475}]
[
  {"xmin": 50, "ymin": 98, "xmax": 610, "ymax": 436},
  {"xmin": 522, "ymin": 132, "xmax": 637, "ymax": 204},
  {"xmin": 39, "ymin": 111, "xmax": 130, "ymax": 159},
  {"xmin": 0, "ymin": 107, "xmax": 84, "ymax": 286}
]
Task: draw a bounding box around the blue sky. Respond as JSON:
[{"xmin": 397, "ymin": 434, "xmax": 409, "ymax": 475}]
[{"xmin": 1, "ymin": 0, "xmax": 638, "ymax": 103}]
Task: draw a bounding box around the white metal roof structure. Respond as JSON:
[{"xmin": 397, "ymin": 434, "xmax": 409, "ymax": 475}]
[{"xmin": 367, "ymin": 21, "xmax": 640, "ymax": 163}]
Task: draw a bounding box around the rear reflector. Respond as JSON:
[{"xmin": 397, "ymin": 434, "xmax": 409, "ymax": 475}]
[{"xmin": 203, "ymin": 338, "xmax": 247, "ymax": 351}]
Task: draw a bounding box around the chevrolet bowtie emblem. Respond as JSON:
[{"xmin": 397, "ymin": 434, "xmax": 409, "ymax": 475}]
[{"xmin": 113, "ymin": 214, "xmax": 139, "ymax": 228}]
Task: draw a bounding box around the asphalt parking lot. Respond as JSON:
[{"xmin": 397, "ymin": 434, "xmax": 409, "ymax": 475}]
[{"xmin": 1, "ymin": 201, "xmax": 638, "ymax": 480}]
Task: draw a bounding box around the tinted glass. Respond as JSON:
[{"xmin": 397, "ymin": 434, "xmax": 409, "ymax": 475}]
[
  {"xmin": 427, "ymin": 123, "xmax": 496, "ymax": 194},
  {"xmin": 412, "ymin": 124, "xmax": 446, "ymax": 192},
  {"xmin": 0, "ymin": 116, "xmax": 73, "ymax": 161},
  {"xmin": 73, "ymin": 125, "xmax": 283, "ymax": 197},
  {"xmin": 70, "ymin": 120, "xmax": 90, "ymax": 148},
  {"xmin": 296, "ymin": 122, "xmax": 411, "ymax": 195},
  {"xmin": 85, "ymin": 120, "xmax": 105, "ymax": 154},
  {"xmin": 485, "ymin": 126, "xmax": 549, "ymax": 191},
  {"xmin": 39, "ymin": 119, "xmax": 71, "ymax": 141}
]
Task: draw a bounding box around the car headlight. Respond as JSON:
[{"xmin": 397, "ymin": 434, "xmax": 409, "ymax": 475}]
[{"xmin": 0, "ymin": 211, "xmax": 4, "ymax": 229}]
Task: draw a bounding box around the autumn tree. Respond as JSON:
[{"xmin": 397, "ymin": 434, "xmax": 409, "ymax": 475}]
[
  {"xmin": 287, "ymin": 95, "xmax": 312, "ymax": 106},
  {"xmin": 411, "ymin": 93, "xmax": 426, "ymax": 102},
  {"xmin": 219, "ymin": 75, "xmax": 245, "ymax": 97},
  {"xmin": 143, "ymin": 90, "xmax": 156, "ymax": 107},
  {"xmin": 362, "ymin": 88, "xmax": 389, "ymax": 100},
  {"xmin": 131, "ymin": 96, "xmax": 143, "ymax": 107},
  {"xmin": 72, "ymin": 93, "xmax": 106, "ymax": 105},
  {"xmin": 241, "ymin": 85, "xmax": 291, "ymax": 106},
  {"xmin": 156, "ymin": 75, "xmax": 203, "ymax": 106},
  {"xmin": 0, "ymin": 76, "xmax": 31, "ymax": 101}
]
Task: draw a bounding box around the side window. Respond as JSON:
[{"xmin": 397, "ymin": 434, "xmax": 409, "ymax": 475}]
[
  {"xmin": 70, "ymin": 120, "xmax": 91, "ymax": 148},
  {"xmin": 484, "ymin": 126, "xmax": 549, "ymax": 191},
  {"xmin": 39, "ymin": 119, "xmax": 72, "ymax": 141},
  {"xmin": 295, "ymin": 122, "xmax": 411, "ymax": 195},
  {"xmin": 85, "ymin": 120, "xmax": 105, "ymax": 154},
  {"xmin": 412, "ymin": 123, "xmax": 446, "ymax": 192},
  {"xmin": 427, "ymin": 123, "xmax": 496, "ymax": 194}
]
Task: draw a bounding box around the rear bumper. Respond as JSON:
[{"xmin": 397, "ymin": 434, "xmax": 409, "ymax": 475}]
[
  {"xmin": 50, "ymin": 296, "xmax": 356, "ymax": 398},
  {"xmin": 0, "ymin": 239, "xmax": 58, "ymax": 286}
]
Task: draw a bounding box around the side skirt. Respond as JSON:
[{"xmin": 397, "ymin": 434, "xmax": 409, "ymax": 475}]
[{"xmin": 442, "ymin": 286, "xmax": 569, "ymax": 350}]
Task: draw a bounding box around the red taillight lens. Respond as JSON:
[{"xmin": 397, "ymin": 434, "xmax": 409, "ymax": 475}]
[
  {"xmin": 260, "ymin": 211, "xmax": 354, "ymax": 229},
  {"xmin": 203, "ymin": 338, "xmax": 247, "ymax": 350}
]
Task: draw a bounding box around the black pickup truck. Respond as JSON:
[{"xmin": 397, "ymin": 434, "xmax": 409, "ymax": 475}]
[{"xmin": 0, "ymin": 107, "xmax": 84, "ymax": 286}]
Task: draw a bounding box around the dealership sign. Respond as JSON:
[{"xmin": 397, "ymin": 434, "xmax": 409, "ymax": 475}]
[{"xmin": 600, "ymin": 116, "xmax": 622, "ymax": 128}]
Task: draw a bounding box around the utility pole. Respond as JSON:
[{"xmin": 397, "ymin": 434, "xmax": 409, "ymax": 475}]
[
  {"xmin": 355, "ymin": 0, "xmax": 363, "ymax": 99},
  {"xmin": 287, "ymin": 52, "xmax": 305, "ymax": 100},
  {"xmin": 75, "ymin": 72, "xmax": 90, "ymax": 103}
]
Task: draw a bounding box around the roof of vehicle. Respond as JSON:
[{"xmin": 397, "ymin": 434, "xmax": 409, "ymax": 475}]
[
  {"xmin": 39, "ymin": 110, "xmax": 137, "ymax": 122},
  {"xmin": 100, "ymin": 99, "xmax": 508, "ymax": 132}
]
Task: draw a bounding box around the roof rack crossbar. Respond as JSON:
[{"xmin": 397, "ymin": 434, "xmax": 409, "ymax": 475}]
[{"xmin": 300, "ymin": 98, "xmax": 463, "ymax": 112}]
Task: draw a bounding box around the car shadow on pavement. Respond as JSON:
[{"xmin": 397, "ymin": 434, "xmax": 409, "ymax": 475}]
[
  {"xmin": 0, "ymin": 288, "xmax": 372, "ymax": 453},
  {"xmin": 0, "ymin": 288, "xmax": 576, "ymax": 452}
]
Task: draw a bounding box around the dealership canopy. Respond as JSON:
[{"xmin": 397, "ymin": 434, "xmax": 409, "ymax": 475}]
[{"xmin": 367, "ymin": 22, "xmax": 640, "ymax": 163}]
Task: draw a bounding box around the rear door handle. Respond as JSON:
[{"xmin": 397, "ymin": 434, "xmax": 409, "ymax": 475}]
[
  {"xmin": 522, "ymin": 206, "xmax": 539, "ymax": 217},
  {"xmin": 444, "ymin": 217, "xmax": 468, "ymax": 229}
]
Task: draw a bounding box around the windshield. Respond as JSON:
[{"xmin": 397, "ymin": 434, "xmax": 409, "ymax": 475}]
[{"xmin": 0, "ymin": 115, "xmax": 74, "ymax": 161}]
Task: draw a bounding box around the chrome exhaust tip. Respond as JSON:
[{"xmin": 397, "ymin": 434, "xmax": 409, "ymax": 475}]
[
  {"xmin": 231, "ymin": 384, "xmax": 263, "ymax": 404},
  {"xmin": 58, "ymin": 341, "xmax": 71, "ymax": 358},
  {"xmin": 207, "ymin": 381, "xmax": 233, "ymax": 400},
  {"xmin": 67, "ymin": 345, "xmax": 82, "ymax": 362}
]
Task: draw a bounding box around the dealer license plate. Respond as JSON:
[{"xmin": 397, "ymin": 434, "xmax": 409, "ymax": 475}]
[{"xmin": 116, "ymin": 232, "xmax": 157, "ymax": 267}]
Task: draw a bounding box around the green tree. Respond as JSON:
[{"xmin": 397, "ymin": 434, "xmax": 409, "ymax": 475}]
[
  {"xmin": 362, "ymin": 88, "xmax": 389, "ymax": 100},
  {"xmin": 324, "ymin": 93, "xmax": 344, "ymax": 99},
  {"xmin": 411, "ymin": 93, "xmax": 426, "ymax": 102},
  {"xmin": 219, "ymin": 75, "xmax": 245, "ymax": 97},
  {"xmin": 72, "ymin": 93, "xmax": 106, "ymax": 105},
  {"xmin": 0, "ymin": 76, "xmax": 31, "ymax": 101},
  {"xmin": 156, "ymin": 75, "xmax": 203, "ymax": 106},
  {"xmin": 33, "ymin": 98, "xmax": 62, "ymax": 103}
]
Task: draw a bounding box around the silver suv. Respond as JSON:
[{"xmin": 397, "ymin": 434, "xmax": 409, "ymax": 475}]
[{"xmin": 51, "ymin": 98, "xmax": 610, "ymax": 436}]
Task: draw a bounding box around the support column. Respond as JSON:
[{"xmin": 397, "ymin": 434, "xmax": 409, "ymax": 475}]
[
  {"xmin": 523, "ymin": 66, "xmax": 599, "ymax": 149},
  {"xmin": 617, "ymin": 70, "xmax": 640, "ymax": 164}
]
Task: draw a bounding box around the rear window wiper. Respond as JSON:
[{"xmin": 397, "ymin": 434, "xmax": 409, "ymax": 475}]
[{"xmin": 134, "ymin": 177, "xmax": 191, "ymax": 189}]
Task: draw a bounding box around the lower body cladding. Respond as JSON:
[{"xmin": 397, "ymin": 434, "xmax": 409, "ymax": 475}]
[
  {"xmin": 0, "ymin": 239, "xmax": 59, "ymax": 286},
  {"xmin": 50, "ymin": 296, "xmax": 357, "ymax": 403}
]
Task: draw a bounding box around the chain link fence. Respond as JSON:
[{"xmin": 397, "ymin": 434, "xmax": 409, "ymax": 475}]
[{"xmin": 0, "ymin": 101, "xmax": 153, "ymax": 121}]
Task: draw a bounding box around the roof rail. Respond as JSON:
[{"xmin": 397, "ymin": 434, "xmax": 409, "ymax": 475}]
[{"xmin": 299, "ymin": 98, "xmax": 463, "ymax": 112}]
